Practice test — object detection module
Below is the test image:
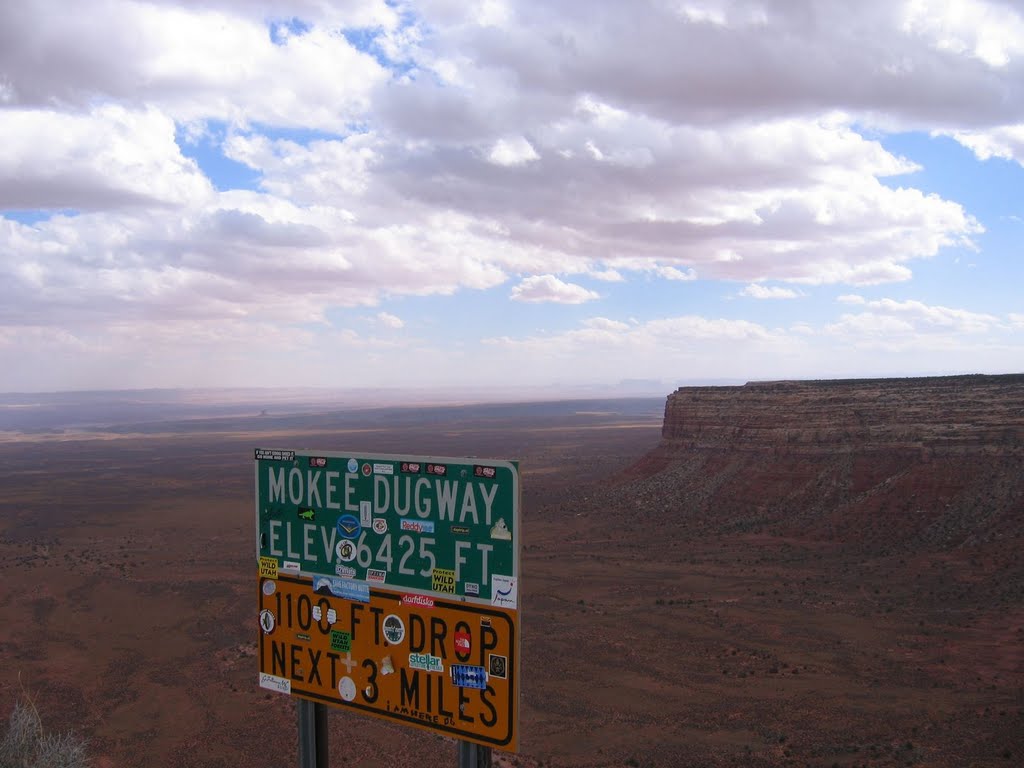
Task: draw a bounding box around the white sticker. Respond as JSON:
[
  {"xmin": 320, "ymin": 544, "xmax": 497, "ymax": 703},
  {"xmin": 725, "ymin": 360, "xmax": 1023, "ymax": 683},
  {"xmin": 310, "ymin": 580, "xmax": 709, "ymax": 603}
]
[
  {"xmin": 336, "ymin": 539, "xmax": 357, "ymax": 563},
  {"xmin": 262, "ymin": 580, "xmax": 277, "ymax": 596},
  {"xmin": 373, "ymin": 463, "xmax": 394, "ymax": 475},
  {"xmin": 360, "ymin": 500, "xmax": 372, "ymax": 527},
  {"xmin": 372, "ymin": 518, "xmax": 388, "ymax": 535},
  {"xmin": 489, "ymin": 518, "xmax": 512, "ymax": 540},
  {"xmin": 491, "ymin": 575, "xmax": 517, "ymax": 608},
  {"xmin": 338, "ymin": 676, "xmax": 356, "ymax": 702},
  {"xmin": 259, "ymin": 673, "xmax": 291, "ymax": 694},
  {"xmin": 259, "ymin": 609, "xmax": 276, "ymax": 634}
]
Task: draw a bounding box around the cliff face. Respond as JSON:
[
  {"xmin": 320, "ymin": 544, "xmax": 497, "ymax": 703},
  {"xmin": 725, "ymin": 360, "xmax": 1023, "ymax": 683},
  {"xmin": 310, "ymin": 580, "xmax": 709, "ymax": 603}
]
[
  {"xmin": 661, "ymin": 374, "xmax": 1024, "ymax": 454},
  {"xmin": 619, "ymin": 375, "xmax": 1024, "ymax": 578}
]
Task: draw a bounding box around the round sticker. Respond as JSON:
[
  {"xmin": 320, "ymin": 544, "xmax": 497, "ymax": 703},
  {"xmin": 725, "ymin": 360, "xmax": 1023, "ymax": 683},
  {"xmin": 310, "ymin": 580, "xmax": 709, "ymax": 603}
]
[
  {"xmin": 336, "ymin": 539, "xmax": 357, "ymax": 563},
  {"xmin": 336, "ymin": 513, "xmax": 361, "ymax": 540},
  {"xmin": 361, "ymin": 463, "xmax": 372, "ymax": 476},
  {"xmin": 347, "ymin": 458, "xmax": 358, "ymax": 473},
  {"xmin": 338, "ymin": 676, "xmax": 357, "ymax": 702},
  {"xmin": 382, "ymin": 614, "xmax": 406, "ymax": 645},
  {"xmin": 262, "ymin": 580, "xmax": 276, "ymax": 596},
  {"xmin": 372, "ymin": 518, "xmax": 388, "ymax": 535},
  {"xmin": 259, "ymin": 609, "xmax": 276, "ymax": 634}
]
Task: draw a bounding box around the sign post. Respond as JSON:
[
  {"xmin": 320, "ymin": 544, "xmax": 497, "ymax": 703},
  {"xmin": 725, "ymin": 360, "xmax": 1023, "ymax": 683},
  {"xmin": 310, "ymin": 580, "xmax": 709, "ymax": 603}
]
[{"xmin": 255, "ymin": 450, "xmax": 520, "ymax": 757}]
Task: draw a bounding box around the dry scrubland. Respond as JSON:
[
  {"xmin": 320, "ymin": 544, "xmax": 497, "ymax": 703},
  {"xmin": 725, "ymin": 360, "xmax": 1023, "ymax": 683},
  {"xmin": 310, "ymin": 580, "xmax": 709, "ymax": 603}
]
[{"xmin": 0, "ymin": 378, "xmax": 1022, "ymax": 768}]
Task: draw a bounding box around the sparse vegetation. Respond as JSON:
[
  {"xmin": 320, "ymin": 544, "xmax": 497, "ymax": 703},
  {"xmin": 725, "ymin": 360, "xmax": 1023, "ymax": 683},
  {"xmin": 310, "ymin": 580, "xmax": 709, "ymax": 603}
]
[{"xmin": 0, "ymin": 695, "xmax": 89, "ymax": 768}]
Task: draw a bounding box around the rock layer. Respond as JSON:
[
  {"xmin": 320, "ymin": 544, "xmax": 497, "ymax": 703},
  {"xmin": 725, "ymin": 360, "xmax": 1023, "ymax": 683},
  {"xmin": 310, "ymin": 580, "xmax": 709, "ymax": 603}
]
[{"xmin": 661, "ymin": 374, "xmax": 1024, "ymax": 454}]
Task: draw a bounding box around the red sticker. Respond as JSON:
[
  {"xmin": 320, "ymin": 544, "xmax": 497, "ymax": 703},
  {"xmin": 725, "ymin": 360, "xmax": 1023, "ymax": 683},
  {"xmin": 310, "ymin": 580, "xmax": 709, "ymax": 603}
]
[
  {"xmin": 361, "ymin": 463, "xmax": 372, "ymax": 476},
  {"xmin": 455, "ymin": 631, "xmax": 471, "ymax": 654}
]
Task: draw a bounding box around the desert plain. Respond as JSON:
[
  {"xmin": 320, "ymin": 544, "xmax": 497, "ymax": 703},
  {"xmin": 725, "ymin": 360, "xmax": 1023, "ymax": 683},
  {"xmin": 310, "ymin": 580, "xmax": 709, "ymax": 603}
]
[{"xmin": 0, "ymin": 377, "xmax": 1022, "ymax": 768}]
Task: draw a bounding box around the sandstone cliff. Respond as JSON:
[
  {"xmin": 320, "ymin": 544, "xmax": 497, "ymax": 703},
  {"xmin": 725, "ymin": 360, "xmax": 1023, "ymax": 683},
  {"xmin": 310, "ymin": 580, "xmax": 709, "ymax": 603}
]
[{"xmin": 614, "ymin": 375, "xmax": 1024, "ymax": 594}]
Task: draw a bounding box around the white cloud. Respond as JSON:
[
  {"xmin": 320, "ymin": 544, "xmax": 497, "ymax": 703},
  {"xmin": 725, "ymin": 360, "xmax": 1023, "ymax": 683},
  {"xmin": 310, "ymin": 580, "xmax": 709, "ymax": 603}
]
[
  {"xmin": 945, "ymin": 124, "xmax": 1024, "ymax": 166},
  {"xmin": 837, "ymin": 294, "xmax": 866, "ymax": 304},
  {"xmin": 657, "ymin": 266, "xmax": 698, "ymax": 281},
  {"xmin": 741, "ymin": 284, "xmax": 800, "ymax": 299},
  {"xmin": 0, "ymin": 2, "xmax": 391, "ymax": 130},
  {"xmin": 376, "ymin": 312, "xmax": 405, "ymax": 329},
  {"xmin": 0, "ymin": 106, "xmax": 212, "ymax": 210},
  {"xmin": 901, "ymin": 0, "xmax": 1024, "ymax": 68},
  {"xmin": 1, "ymin": 0, "xmax": 1023, "ymax": 391},
  {"xmin": 487, "ymin": 136, "xmax": 539, "ymax": 166},
  {"xmin": 827, "ymin": 297, "xmax": 1003, "ymax": 339},
  {"xmin": 509, "ymin": 275, "xmax": 600, "ymax": 304}
]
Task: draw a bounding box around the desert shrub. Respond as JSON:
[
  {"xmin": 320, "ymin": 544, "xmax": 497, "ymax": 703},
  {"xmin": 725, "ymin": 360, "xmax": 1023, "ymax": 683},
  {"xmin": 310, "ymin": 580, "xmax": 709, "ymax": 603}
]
[{"xmin": 0, "ymin": 697, "xmax": 89, "ymax": 768}]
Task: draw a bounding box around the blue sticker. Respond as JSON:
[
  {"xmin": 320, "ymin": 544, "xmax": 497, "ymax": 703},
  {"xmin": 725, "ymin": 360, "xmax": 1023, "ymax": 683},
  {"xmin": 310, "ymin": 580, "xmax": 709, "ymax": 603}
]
[
  {"xmin": 347, "ymin": 458, "xmax": 359, "ymax": 473},
  {"xmin": 313, "ymin": 575, "xmax": 370, "ymax": 603},
  {"xmin": 336, "ymin": 514, "xmax": 361, "ymax": 539},
  {"xmin": 450, "ymin": 664, "xmax": 488, "ymax": 689}
]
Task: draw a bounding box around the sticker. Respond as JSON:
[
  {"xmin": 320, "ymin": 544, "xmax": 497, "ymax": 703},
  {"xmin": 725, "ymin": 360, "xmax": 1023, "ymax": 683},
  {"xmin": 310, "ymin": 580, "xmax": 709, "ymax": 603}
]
[
  {"xmin": 359, "ymin": 500, "xmax": 372, "ymax": 527},
  {"xmin": 432, "ymin": 568, "xmax": 456, "ymax": 594},
  {"xmin": 255, "ymin": 449, "xmax": 295, "ymax": 461},
  {"xmin": 464, "ymin": 582, "xmax": 479, "ymax": 596},
  {"xmin": 311, "ymin": 605, "xmax": 337, "ymax": 625},
  {"xmin": 281, "ymin": 561, "xmax": 300, "ymax": 575},
  {"xmin": 490, "ymin": 518, "xmax": 512, "ymax": 540},
  {"xmin": 336, "ymin": 539, "xmax": 357, "ymax": 563},
  {"xmin": 474, "ymin": 465, "xmax": 497, "ymax": 479},
  {"xmin": 297, "ymin": 507, "xmax": 316, "ymax": 521},
  {"xmin": 382, "ymin": 614, "xmax": 406, "ymax": 645},
  {"xmin": 400, "ymin": 462, "xmax": 421, "ymax": 474},
  {"xmin": 335, "ymin": 564, "xmax": 356, "ymax": 578},
  {"xmin": 373, "ymin": 463, "xmax": 394, "ymax": 475},
  {"xmin": 259, "ymin": 673, "xmax": 291, "ymax": 694},
  {"xmin": 426, "ymin": 463, "xmax": 447, "ymax": 476},
  {"xmin": 450, "ymin": 526, "xmax": 470, "ymax": 535},
  {"xmin": 409, "ymin": 653, "xmax": 444, "ymax": 673},
  {"xmin": 295, "ymin": 633, "xmax": 311, "ymax": 642},
  {"xmin": 488, "ymin": 654, "xmax": 507, "ymax": 679},
  {"xmin": 454, "ymin": 631, "xmax": 471, "ymax": 654},
  {"xmin": 361, "ymin": 463, "xmax": 372, "ymax": 476},
  {"xmin": 338, "ymin": 676, "xmax": 357, "ymax": 702},
  {"xmin": 262, "ymin": 579, "xmax": 277, "ymax": 596},
  {"xmin": 401, "ymin": 519, "xmax": 435, "ymax": 534},
  {"xmin": 259, "ymin": 556, "xmax": 278, "ymax": 579},
  {"xmin": 259, "ymin": 609, "xmax": 276, "ymax": 634},
  {"xmin": 341, "ymin": 581, "xmax": 370, "ymax": 603},
  {"xmin": 309, "ymin": 456, "xmax": 327, "ymax": 468},
  {"xmin": 314, "ymin": 575, "xmax": 369, "ymax": 603},
  {"xmin": 491, "ymin": 575, "xmax": 517, "ymax": 608},
  {"xmin": 401, "ymin": 594, "xmax": 434, "ymax": 608},
  {"xmin": 336, "ymin": 514, "xmax": 361, "ymax": 539},
  {"xmin": 347, "ymin": 458, "xmax": 359, "ymax": 473},
  {"xmin": 366, "ymin": 569, "xmax": 386, "ymax": 583},
  {"xmin": 380, "ymin": 656, "xmax": 394, "ymax": 675},
  {"xmin": 372, "ymin": 518, "xmax": 388, "ymax": 535},
  {"xmin": 480, "ymin": 617, "xmax": 491, "ymax": 628},
  {"xmin": 331, "ymin": 630, "xmax": 352, "ymax": 652},
  {"xmin": 450, "ymin": 664, "xmax": 488, "ymax": 689}
]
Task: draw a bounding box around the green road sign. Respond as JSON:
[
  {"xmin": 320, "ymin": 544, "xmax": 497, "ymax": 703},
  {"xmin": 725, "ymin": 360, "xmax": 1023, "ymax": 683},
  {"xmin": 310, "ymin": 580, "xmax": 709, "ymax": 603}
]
[{"xmin": 255, "ymin": 450, "xmax": 520, "ymax": 607}]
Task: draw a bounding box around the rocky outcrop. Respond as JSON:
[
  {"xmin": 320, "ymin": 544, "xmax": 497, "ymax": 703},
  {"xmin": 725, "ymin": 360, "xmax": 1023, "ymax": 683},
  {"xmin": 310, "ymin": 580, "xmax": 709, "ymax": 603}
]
[
  {"xmin": 616, "ymin": 374, "xmax": 1024, "ymax": 566},
  {"xmin": 661, "ymin": 374, "xmax": 1024, "ymax": 455}
]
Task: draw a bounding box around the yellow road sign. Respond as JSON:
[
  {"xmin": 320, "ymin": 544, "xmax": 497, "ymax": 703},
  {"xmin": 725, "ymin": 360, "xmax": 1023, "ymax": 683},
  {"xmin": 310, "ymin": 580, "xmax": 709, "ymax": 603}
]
[{"xmin": 258, "ymin": 574, "xmax": 518, "ymax": 749}]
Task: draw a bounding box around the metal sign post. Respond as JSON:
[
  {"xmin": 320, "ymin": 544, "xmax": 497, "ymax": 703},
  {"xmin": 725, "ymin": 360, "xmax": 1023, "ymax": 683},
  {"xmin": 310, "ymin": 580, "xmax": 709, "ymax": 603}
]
[
  {"xmin": 458, "ymin": 739, "xmax": 492, "ymax": 768},
  {"xmin": 297, "ymin": 700, "xmax": 328, "ymax": 768}
]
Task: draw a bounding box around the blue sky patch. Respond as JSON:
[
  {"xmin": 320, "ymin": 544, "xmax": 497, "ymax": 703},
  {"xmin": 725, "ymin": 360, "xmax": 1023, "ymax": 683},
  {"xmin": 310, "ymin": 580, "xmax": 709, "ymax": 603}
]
[{"xmin": 269, "ymin": 17, "xmax": 311, "ymax": 46}]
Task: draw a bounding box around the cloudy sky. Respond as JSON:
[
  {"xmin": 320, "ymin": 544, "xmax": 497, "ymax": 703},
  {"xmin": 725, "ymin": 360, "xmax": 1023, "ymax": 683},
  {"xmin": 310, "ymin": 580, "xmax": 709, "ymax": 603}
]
[{"xmin": 2, "ymin": 0, "xmax": 1023, "ymax": 395}]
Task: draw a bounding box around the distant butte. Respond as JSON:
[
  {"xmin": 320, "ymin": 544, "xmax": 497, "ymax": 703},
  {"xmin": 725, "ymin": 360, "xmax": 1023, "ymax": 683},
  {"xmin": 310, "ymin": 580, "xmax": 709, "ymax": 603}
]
[
  {"xmin": 661, "ymin": 373, "xmax": 1024, "ymax": 454},
  {"xmin": 621, "ymin": 373, "xmax": 1024, "ymax": 559}
]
